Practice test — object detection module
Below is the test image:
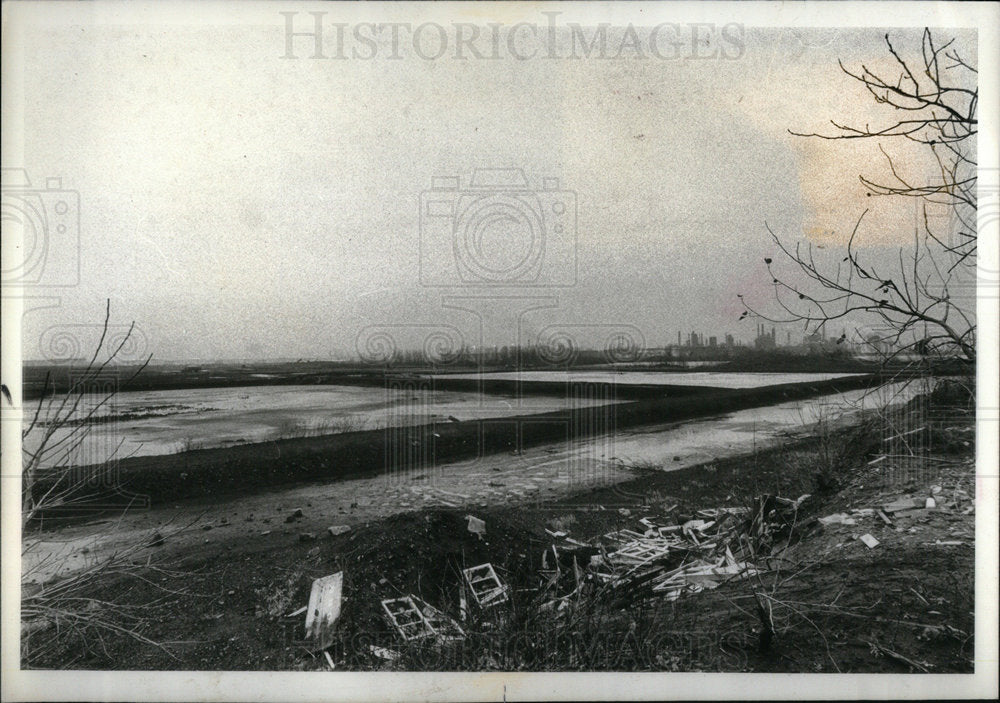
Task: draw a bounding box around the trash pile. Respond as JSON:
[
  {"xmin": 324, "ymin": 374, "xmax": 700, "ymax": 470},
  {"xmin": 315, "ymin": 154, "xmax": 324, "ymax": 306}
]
[
  {"xmin": 816, "ymin": 478, "xmax": 975, "ymax": 551},
  {"xmin": 289, "ymin": 497, "xmax": 818, "ymax": 661},
  {"xmin": 537, "ymin": 495, "xmax": 812, "ymax": 607}
]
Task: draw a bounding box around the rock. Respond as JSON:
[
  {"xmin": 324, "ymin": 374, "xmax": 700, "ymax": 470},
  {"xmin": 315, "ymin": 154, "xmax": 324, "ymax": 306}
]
[
  {"xmin": 299, "ymin": 532, "xmax": 317, "ymax": 542},
  {"xmin": 22, "ymin": 618, "xmax": 53, "ymax": 635},
  {"xmin": 149, "ymin": 531, "xmax": 165, "ymax": 547},
  {"xmin": 466, "ymin": 515, "xmax": 486, "ymax": 540},
  {"xmin": 327, "ymin": 525, "xmax": 351, "ymax": 537},
  {"xmin": 369, "ymin": 645, "xmax": 400, "ymax": 661},
  {"xmin": 286, "ymin": 509, "xmax": 304, "ymax": 523}
]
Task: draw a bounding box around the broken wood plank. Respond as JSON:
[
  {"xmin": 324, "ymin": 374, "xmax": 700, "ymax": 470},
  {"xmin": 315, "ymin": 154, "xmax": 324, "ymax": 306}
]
[{"xmin": 305, "ymin": 572, "xmax": 343, "ymax": 650}]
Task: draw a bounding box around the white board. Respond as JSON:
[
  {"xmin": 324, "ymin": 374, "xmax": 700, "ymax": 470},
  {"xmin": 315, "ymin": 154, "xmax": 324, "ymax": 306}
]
[{"xmin": 304, "ymin": 572, "xmax": 343, "ymax": 650}]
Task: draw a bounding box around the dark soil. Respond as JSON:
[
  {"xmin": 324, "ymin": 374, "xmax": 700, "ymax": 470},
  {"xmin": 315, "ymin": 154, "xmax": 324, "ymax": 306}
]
[{"xmin": 22, "ymin": 409, "xmax": 976, "ymax": 672}]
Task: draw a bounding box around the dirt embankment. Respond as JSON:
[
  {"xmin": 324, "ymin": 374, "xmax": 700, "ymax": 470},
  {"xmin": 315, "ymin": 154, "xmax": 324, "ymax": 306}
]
[
  {"xmin": 35, "ymin": 375, "xmax": 881, "ymax": 512},
  {"xmin": 22, "ymin": 401, "xmax": 976, "ymax": 672}
]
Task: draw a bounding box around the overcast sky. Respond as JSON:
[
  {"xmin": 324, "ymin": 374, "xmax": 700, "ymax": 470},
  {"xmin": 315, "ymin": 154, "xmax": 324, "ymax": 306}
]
[{"xmin": 4, "ymin": 4, "xmax": 978, "ymax": 361}]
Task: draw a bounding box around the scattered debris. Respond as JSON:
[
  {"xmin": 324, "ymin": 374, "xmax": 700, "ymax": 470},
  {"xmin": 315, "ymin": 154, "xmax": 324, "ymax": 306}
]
[
  {"xmin": 545, "ymin": 529, "xmax": 567, "ymax": 538},
  {"xmin": 819, "ymin": 513, "xmax": 856, "ymax": 526},
  {"xmin": 859, "ymin": 534, "xmax": 880, "ymax": 549},
  {"xmin": 305, "ymin": 572, "xmax": 343, "ymax": 650},
  {"xmin": 876, "ymin": 510, "xmax": 893, "ymax": 527},
  {"xmin": 462, "ymin": 563, "xmax": 509, "ymax": 608},
  {"xmin": 523, "ymin": 498, "xmax": 802, "ymax": 606},
  {"xmin": 369, "ymin": 645, "xmax": 401, "ymax": 661},
  {"xmin": 323, "ymin": 650, "xmax": 336, "ymax": 670},
  {"xmin": 466, "ymin": 515, "xmax": 486, "ymax": 540},
  {"xmin": 327, "ymin": 525, "xmax": 351, "ymax": 537},
  {"xmin": 286, "ymin": 605, "xmax": 307, "ymax": 618},
  {"xmin": 381, "ymin": 596, "xmax": 436, "ymax": 640},
  {"xmin": 883, "ymin": 497, "xmax": 924, "ymax": 514},
  {"xmin": 411, "ymin": 595, "xmax": 464, "ymax": 639},
  {"xmin": 881, "ymin": 426, "xmax": 927, "ymax": 444},
  {"xmin": 867, "ymin": 640, "xmax": 931, "ymax": 672}
]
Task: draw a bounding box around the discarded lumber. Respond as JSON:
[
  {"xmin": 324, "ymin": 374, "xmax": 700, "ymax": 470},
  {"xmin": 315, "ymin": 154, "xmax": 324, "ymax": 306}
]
[
  {"xmin": 305, "ymin": 572, "xmax": 343, "ymax": 650},
  {"xmin": 381, "ymin": 596, "xmax": 436, "ymax": 641},
  {"xmin": 462, "ymin": 563, "xmax": 508, "ymax": 607}
]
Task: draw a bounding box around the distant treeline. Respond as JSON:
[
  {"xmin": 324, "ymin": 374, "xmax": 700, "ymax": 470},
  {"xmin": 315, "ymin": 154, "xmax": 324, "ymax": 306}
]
[{"xmin": 22, "ymin": 346, "xmax": 968, "ymax": 401}]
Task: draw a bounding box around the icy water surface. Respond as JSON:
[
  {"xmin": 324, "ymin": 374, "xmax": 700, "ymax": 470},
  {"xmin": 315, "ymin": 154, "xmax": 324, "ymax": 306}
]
[
  {"xmin": 23, "ymin": 383, "xmax": 613, "ymax": 466},
  {"xmin": 431, "ymin": 370, "xmax": 865, "ymax": 388}
]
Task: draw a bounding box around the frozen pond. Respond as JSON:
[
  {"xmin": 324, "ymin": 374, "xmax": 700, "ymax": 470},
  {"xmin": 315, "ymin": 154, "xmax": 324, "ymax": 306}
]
[
  {"xmin": 430, "ymin": 370, "xmax": 865, "ymax": 388},
  {"xmin": 601, "ymin": 380, "xmax": 930, "ymax": 469},
  {"xmin": 23, "ymin": 379, "xmax": 931, "ymax": 586},
  {"xmin": 21, "ymin": 372, "xmax": 886, "ymax": 470},
  {"xmin": 22, "ymin": 384, "xmax": 614, "ymax": 467}
]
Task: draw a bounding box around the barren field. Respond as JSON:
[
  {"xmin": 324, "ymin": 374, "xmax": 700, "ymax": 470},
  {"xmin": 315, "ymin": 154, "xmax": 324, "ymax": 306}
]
[{"xmin": 21, "ymin": 406, "xmax": 975, "ymax": 672}]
